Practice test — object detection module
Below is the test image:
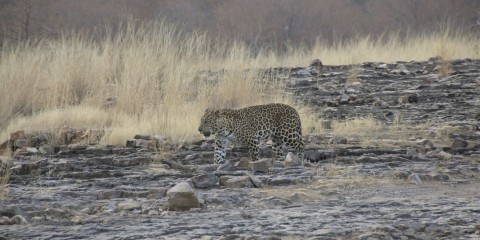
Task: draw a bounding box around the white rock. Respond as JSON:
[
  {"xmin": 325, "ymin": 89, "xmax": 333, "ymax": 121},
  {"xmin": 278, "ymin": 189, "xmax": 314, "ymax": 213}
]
[
  {"xmin": 407, "ymin": 173, "xmax": 422, "ymax": 185},
  {"xmin": 166, "ymin": 182, "xmax": 200, "ymax": 211},
  {"xmin": 118, "ymin": 201, "xmax": 142, "ymax": 211},
  {"xmin": 284, "ymin": 152, "xmax": 301, "ymax": 168}
]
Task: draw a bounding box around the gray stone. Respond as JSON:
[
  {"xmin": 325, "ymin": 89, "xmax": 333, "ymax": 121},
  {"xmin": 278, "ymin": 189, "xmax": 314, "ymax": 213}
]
[
  {"xmin": 166, "ymin": 182, "xmax": 200, "ymax": 211},
  {"xmin": 247, "ymin": 173, "xmax": 263, "ymax": 188},
  {"xmin": 252, "ymin": 158, "xmax": 272, "ymax": 172},
  {"xmin": 9, "ymin": 215, "xmax": 28, "ymax": 225},
  {"xmin": 437, "ymin": 151, "xmax": 453, "ymax": 161},
  {"xmin": 126, "ymin": 139, "xmax": 136, "ymax": 148},
  {"xmin": 234, "ymin": 157, "xmax": 251, "ymax": 170},
  {"xmin": 266, "ymin": 177, "xmax": 294, "ymax": 186},
  {"xmin": 191, "ymin": 173, "xmax": 218, "ymax": 189},
  {"xmin": 133, "ymin": 134, "xmax": 151, "ymax": 140},
  {"xmin": 118, "ymin": 201, "xmax": 142, "ymax": 211},
  {"xmin": 339, "ymin": 94, "xmax": 350, "ymax": 104},
  {"xmin": 217, "ymin": 161, "xmax": 234, "ymax": 172},
  {"xmin": 433, "ymin": 174, "xmax": 449, "ymax": 181},
  {"xmin": 309, "ymin": 59, "xmax": 323, "ymax": 68},
  {"xmin": 284, "ymin": 152, "xmax": 301, "ymax": 168},
  {"xmin": 406, "ymin": 147, "xmax": 418, "ymax": 157},
  {"xmin": 26, "ymin": 147, "xmax": 39, "ymax": 154},
  {"xmin": 113, "ymin": 158, "xmax": 141, "ymax": 166},
  {"xmin": 304, "ymin": 150, "xmax": 321, "ymax": 162},
  {"xmin": 407, "ymin": 173, "xmax": 422, "ymax": 185},
  {"xmin": 451, "ymin": 138, "xmax": 468, "ymax": 148},
  {"xmin": 219, "ymin": 176, "xmax": 253, "ymax": 188}
]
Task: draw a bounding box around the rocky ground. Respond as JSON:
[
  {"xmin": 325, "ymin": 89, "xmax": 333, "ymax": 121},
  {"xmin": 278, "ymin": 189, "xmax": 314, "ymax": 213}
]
[{"xmin": 1, "ymin": 58, "xmax": 480, "ymax": 239}]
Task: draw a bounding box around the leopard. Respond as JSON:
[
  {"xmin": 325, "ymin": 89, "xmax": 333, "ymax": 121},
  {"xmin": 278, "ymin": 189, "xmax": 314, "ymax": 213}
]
[{"xmin": 198, "ymin": 103, "xmax": 304, "ymax": 164}]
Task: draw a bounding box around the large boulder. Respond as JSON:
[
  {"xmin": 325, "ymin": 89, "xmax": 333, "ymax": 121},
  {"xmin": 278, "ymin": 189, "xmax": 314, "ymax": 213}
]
[{"xmin": 166, "ymin": 182, "xmax": 200, "ymax": 211}]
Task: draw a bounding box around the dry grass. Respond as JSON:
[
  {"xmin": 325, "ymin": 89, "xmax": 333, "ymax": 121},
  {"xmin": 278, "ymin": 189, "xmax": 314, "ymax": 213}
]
[
  {"xmin": 346, "ymin": 64, "xmax": 362, "ymax": 84},
  {"xmin": 0, "ymin": 157, "xmax": 13, "ymax": 199},
  {"xmin": 0, "ymin": 21, "xmax": 478, "ymax": 146},
  {"xmin": 331, "ymin": 116, "xmax": 382, "ymax": 145},
  {"xmin": 331, "ymin": 115, "xmax": 420, "ymax": 147},
  {"xmin": 256, "ymin": 175, "xmax": 390, "ymax": 202}
]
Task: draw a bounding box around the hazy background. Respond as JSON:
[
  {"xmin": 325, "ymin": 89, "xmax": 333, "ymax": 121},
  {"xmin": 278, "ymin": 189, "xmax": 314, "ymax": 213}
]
[{"xmin": 1, "ymin": 0, "xmax": 480, "ymax": 50}]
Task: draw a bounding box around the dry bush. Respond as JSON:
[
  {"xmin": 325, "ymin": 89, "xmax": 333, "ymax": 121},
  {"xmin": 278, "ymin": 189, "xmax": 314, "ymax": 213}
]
[
  {"xmin": 331, "ymin": 116, "xmax": 417, "ymax": 147},
  {"xmin": 332, "ymin": 116, "xmax": 381, "ymax": 138},
  {"xmin": 0, "ymin": 158, "xmax": 13, "ymax": 199},
  {"xmin": 346, "ymin": 64, "xmax": 361, "ymax": 84}
]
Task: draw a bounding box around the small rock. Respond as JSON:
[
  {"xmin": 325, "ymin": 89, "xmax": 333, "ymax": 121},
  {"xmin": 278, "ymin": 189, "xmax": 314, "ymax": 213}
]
[
  {"xmin": 118, "ymin": 201, "xmax": 142, "ymax": 211},
  {"xmin": 437, "ymin": 151, "xmax": 453, "ymax": 161},
  {"xmin": 217, "ymin": 161, "xmax": 234, "ymax": 172},
  {"xmin": 126, "ymin": 139, "xmax": 136, "ymax": 148},
  {"xmin": 252, "ymin": 158, "xmax": 272, "ymax": 172},
  {"xmin": 234, "ymin": 157, "xmax": 251, "ymax": 170},
  {"xmin": 339, "ymin": 94, "xmax": 350, "ymax": 104},
  {"xmin": 30, "ymin": 216, "xmax": 44, "ymax": 223},
  {"xmin": 394, "ymin": 171, "xmax": 410, "ymax": 180},
  {"xmin": 134, "ymin": 139, "xmax": 157, "ymax": 149},
  {"xmin": 406, "ymin": 147, "xmax": 418, "ymax": 157},
  {"xmin": 398, "ymin": 94, "xmax": 418, "ymax": 104},
  {"xmin": 376, "ymin": 63, "xmax": 388, "ymax": 69},
  {"xmin": 407, "ymin": 173, "xmax": 422, "ymax": 185},
  {"xmin": 433, "ymin": 174, "xmax": 449, "ymax": 181},
  {"xmin": 416, "ymin": 138, "xmax": 434, "ymax": 148},
  {"xmin": 219, "ymin": 176, "xmax": 253, "ymax": 188},
  {"xmin": 266, "ymin": 177, "xmax": 294, "ymax": 186},
  {"xmin": 196, "ymin": 164, "xmax": 218, "ymax": 173},
  {"xmin": 304, "ymin": 150, "xmax": 322, "ymax": 162},
  {"xmin": 293, "ymin": 69, "xmax": 311, "ymax": 77},
  {"xmin": 113, "ymin": 158, "xmax": 140, "ymax": 166},
  {"xmin": 166, "ymin": 182, "xmax": 200, "ymax": 211},
  {"xmin": 26, "ymin": 147, "xmax": 39, "ymax": 154},
  {"xmin": 309, "ymin": 59, "xmax": 323, "ymax": 68},
  {"xmin": 184, "ymin": 153, "xmax": 198, "ymax": 161},
  {"xmin": 191, "ymin": 173, "xmax": 218, "ymax": 189},
  {"xmin": 148, "ymin": 210, "xmax": 159, "ymax": 216},
  {"xmin": 133, "ymin": 134, "xmax": 151, "ymax": 140},
  {"xmin": 10, "ymin": 215, "xmax": 28, "ymax": 225},
  {"xmin": 247, "ymin": 173, "xmax": 263, "ymax": 188},
  {"xmin": 284, "ymin": 152, "xmax": 301, "ymax": 168},
  {"xmin": 0, "ymin": 216, "xmax": 9, "ymax": 225},
  {"xmin": 451, "ymin": 138, "xmax": 468, "ymax": 148}
]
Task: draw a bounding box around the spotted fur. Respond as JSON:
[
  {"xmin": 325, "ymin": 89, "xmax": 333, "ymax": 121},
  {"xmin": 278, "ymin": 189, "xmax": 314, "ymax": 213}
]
[{"xmin": 198, "ymin": 103, "xmax": 304, "ymax": 164}]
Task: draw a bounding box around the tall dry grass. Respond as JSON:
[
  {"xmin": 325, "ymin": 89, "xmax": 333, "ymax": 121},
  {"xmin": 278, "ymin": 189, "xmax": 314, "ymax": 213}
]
[{"xmin": 0, "ymin": 21, "xmax": 478, "ymax": 145}]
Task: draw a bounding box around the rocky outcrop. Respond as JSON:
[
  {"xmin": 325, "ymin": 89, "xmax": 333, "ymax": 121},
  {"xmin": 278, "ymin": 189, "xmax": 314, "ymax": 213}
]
[{"xmin": 1, "ymin": 59, "xmax": 479, "ymax": 239}]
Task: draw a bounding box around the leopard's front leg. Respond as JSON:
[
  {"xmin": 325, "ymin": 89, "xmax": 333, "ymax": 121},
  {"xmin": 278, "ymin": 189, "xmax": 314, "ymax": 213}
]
[
  {"xmin": 247, "ymin": 138, "xmax": 260, "ymax": 162},
  {"xmin": 214, "ymin": 137, "xmax": 228, "ymax": 164}
]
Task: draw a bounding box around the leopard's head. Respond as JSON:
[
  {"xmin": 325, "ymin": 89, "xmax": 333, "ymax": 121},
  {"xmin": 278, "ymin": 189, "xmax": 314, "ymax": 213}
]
[{"xmin": 198, "ymin": 108, "xmax": 229, "ymax": 137}]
